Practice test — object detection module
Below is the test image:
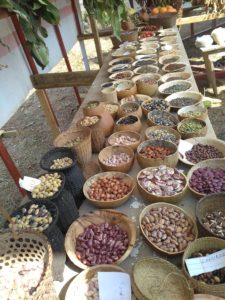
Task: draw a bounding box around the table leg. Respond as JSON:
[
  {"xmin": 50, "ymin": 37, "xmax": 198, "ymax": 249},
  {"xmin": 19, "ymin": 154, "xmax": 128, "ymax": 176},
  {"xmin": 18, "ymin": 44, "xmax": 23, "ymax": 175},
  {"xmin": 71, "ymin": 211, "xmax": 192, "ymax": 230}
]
[{"xmin": 202, "ymin": 52, "xmax": 218, "ymax": 96}]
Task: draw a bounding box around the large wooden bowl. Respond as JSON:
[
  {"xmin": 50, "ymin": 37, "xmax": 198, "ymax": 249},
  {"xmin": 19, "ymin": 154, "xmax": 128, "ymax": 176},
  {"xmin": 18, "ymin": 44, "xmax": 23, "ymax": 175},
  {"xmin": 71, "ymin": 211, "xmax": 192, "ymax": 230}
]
[
  {"xmin": 165, "ymin": 91, "xmax": 203, "ymax": 110},
  {"xmin": 177, "ymin": 118, "xmax": 207, "ymax": 139},
  {"xmin": 98, "ymin": 145, "xmax": 134, "ymax": 173},
  {"xmin": 177, "ymin": 104, "xmax": 208, "ymax": 121},
  {"xmin": 65, "ymin": 264, "xmax": 127, "ymax": 300},
  {"xmin": 139, "ymin": 203, "xmax": 198, "ymax": 256},
  {"xmin": 65, "ymin": 209, "xmax": 136, "ymax": 269},
  {"xmin": 137, "ymin": 139, "xmax": 179, "ymax": 168},
  {"xmin": 161, "ymin": 71, "xmax": 191, "ymax": 83},
  {"xmin": 83, "ymin": 171, "xmax": 135, "ymax": 208},
  {"xmin": 147, "ymin": 110, "xmax": 178, "ymax": 128},
  {"xmin": 115, "ymin": 115, "xmax": 142, "ymax": 133},
  {"xmin": 109, "ymin": 70, "xmax": 134, "ymax": 81},
  {"xmin": 137, "ymin": 167, "xmax": 187, "ymax": 203},
  {"xmin": 187, "ymin": 158, "xmax": 225, "ymax": 198},
  {"xmin": 178, "ymin": 137, "xmax": 225, "ymax": 166},
  {"xmin": 158, "ymin": 80, "xmax": 192, "ymax": 96},
  {"xmin": 107, "ymin": 131, "xmax": 142, "ymax": 151},
  {"xmin": 145, "ymin": 125, "xmax": 181, "ymax": 145}
]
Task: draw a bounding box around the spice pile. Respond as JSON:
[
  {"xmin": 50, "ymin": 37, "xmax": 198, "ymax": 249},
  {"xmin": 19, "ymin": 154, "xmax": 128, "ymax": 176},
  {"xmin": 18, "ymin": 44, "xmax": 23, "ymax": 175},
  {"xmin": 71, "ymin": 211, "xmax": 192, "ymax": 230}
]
[
  {"xmin": 139, "ymin": 145, "xmax": 174, "ymax": 159},
  {"xmin": 185, "ymin": 144, "xmax": 223, "ymax": 164},
  {"xmin": 87, "ymin": 176, "xmax": 131, "ymax": 201},
  {"xmin": 103, "ymin": 103, "xmax": 118, "ymax": 114},
  {"xmin": 86, "ymin": 102, "xmax": 98, "ymax": 109},
  {"xmin": 180, "ymin": 110, "xmax": 203, "ymax": 118},
  {"xmin": 103, "ymin": 153, "xmax": 131, "ymax": 166},
  {"xmin": 113, "ymin": 135, "xmax": 138, "ymax": 146},
  {"xmin": 75, "ymin": 223, "xmax": 129, "ymax": 266},
  {"xmin": 142, "ymin": 99, "xmax": 168, "ymax": 112},
  {"xmin": 149, "ymin": 110, "xmax": 177, "ymax": 127},
  {"xmin": 179, "ymin": 119, "xmax": 204, "ymax": 134},
  {"xmin": 141, "ymin": 206, "xmax": 195, "ymax": 253},
  {"xmin": 117, "ymin": 115, "xmax": 138, "ymax": 125},
  {"xmin": 170, "ymin": 97, "xmax": 197, "ymax": 108},
  {"xmin": 138, "ymin": 166, "xmax": 185, "ymax": 196},
  {"xmin": 163, "ymin": 83, "xmax": 190, "ymax": 94},
  {"xmin": 165, "ymin": 63, "xmax": 185, "ymax": 72},
  {"xmin": 202, "ymin": 211, "xmax": 225, "ymax": 238},
  {"xmin": 50, "ymin": 157, "xmax": 73, "ymax": 169},
  {"xmin": 31, "ymin": 173, "xmax": 62, "ymax": 198},
  {"xmin": 81, "ymin": 116, "xmax": 99, "ymax": 126},
  {"xmin": 146, "ymin": 129, "xmax": 178, "ymax": 144},
  {"xmin": 65, "ymin": 136, "xmax": 83, "ymax": 147}
]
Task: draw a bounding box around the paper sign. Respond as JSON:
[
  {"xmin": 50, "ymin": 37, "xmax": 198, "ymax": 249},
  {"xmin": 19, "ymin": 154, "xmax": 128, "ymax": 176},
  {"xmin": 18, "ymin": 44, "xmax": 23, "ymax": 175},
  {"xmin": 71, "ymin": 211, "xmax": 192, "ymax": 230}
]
[
  {"xmin": 19, "ymin": 176, "xmax": 41, "ymax": 192},
  {"xmin": 185, "ymin": 249, "xmax": 225, "ymax": 277},
  {"xmin": 98, "ymin": 272, "xmax": 131, "ymax": 300},
  {"xmin": 178, "ymin": 140, "xmax": 193, "ymax": 162}
]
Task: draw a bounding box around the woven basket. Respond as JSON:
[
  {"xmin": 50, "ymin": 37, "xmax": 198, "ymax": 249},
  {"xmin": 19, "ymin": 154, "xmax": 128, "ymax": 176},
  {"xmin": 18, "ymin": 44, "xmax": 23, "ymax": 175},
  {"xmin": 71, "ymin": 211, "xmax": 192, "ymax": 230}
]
[
  {"xmin": 147, "ymin": 110, "xmax": 177, "ymax": 128},
  {"xmin": 182, "ymin": 237, "xmax": 225, "ymax": 297},
  {"xmin": 107, "ymin": 131, "xmax": 142, "ymax": 152},
  {"xmin": 145, "ymin": 125, "xmax": 181, "ymax": 145},
  {"xmin": 115, "ymin": 115, "xmax": 142, "ymax": 133},
  {"xmin": 132, "ymin": 257, "xmax": 193, "ymax": 300},
  {"xmin": 165, "ymin": 91, "xmax": 203, "ymax": 111},
  {"xmin": 0, "ymin": 229, "xmax": 58, "ymax": 300},
  {"xmin": 117, "ymin": 102, "xmax": 142, "ymax": 119},
  {"xmin": 177, "ymin": 105, "xmax": 208, "ymax": 121},
  {"xmin": 83, "ymin": 101, "xmax": 104, "ymax": 117},
  {"xmin": 177, "ymin": 118, "xmax": 207, "ymax": 139},
  {"xmin": 53, "ymin": 127, "xmax": 92, "ymax": 166}
]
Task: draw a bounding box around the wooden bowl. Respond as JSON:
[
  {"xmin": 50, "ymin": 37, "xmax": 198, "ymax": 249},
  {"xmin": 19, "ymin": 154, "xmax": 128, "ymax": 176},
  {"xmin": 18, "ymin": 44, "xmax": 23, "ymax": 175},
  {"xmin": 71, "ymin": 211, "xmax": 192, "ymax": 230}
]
[
  {"xmin": 101, "ymin": 81, "xmax": 114, "ymax": 89},
  {"xmin": 161, "ymin": 44, "xmax": 180, "ymax": 51},
  {"xmin": 98, "ymin": 145, "xmax": 134, "ymax": 173},
  {"xmin": 142, "ymin": 99, "xmax": 170, "ymax": 116},
  {"xmin": 107, "ymin": 64, "xmax": 131, "ymax": 74},
  {"xmin": 165, "ymin": 91, "xmax": 203, "ymax": 110},
  {"xmin": 120, "ymin": 94, "xmax": 151, "ymax": 105},
  {"xmin": 107, "ymin": 131, "xmax": 141, "ymax": 151},
  {"xmin": 159, "ymin": 49, "xmax": 182, "ymax": 57},
  {"xmin": 187, "ymin": 159, "xmax": 225, "ymax": 198},
  {"xmin": 178, "ymin": 105, "xmax": 208, "ymax": 121},
  {"xmin": 102, "ymin": 102, "xmax": 119, "ymax": 119},
  {"xmin": 161, "ymin": 71, "xmax": 191, "ymax": 83},
  {"xmin": 196, "ymin": 193, "xmax": 225, "ymax": 239},
  {"xmin": 136, "ymin": 48, "xmax": 157, "ymax": 55},
  {"xmin": 139, "ymin": 203, "xmax": 197, "ymax": 255},
  {"xmin": 133, "ymin": 65, "xmax": 159, "ymax": 75},
  {"xmin": 135, "ymin": 54, "xmax": 157, "ymax": 60},
  {"xmin": 177, "ymin": 118, "xmax": 207, "ymax": 139},
  {"xmin": 133, "ymin": 75, "xmax": 159, "ymax": 97},
  {"xmin": 111, "ymin": 49, "xmax": 136, "ymax": 59},
  {"xmin": 162, "ymin": 62, "xmax": 187, "ymax": 73},
  {"xmin": 114, "ymin": 80, "xmax": 137, "ymax": 99},
  {"xmin": 159, "ymin": 54, "xmax": 181, "ymax": 65},
  {"xmin": 132, "ymin": 58, "xmax": 157, "ymax": 69},
  {"xmin": 137, "ymin": 168, "xmax": 188, "ymax": 203},
  {"xmin": 118, "ymin": 102, "xmax": 142, "ymax": 118},
  {"xmin": 182, "ymin": 237, "xmax": 225, "ymax": 298},
  {"xmin": 83, "ymin": 101, "xmax": 104, "ymax": 117},
  {"xmin": 140, "ymin": 42, "xmax": 159, "ymax": 50},
  {"xmin": 109, "ymin": 70, "xmax": 134, "ymax": 81},
  {"xmin": 160, "ymin": 36, "xmax": 177, "ymax": 43},
  {"xmin": 132, "ymin": 73, "xmax": 161, "ymax": 84},
  {"xmin": 147, "ymin": 110, "xmax": 179, "ymax": 128},
  {"xmin": 121, "ymin": 29, "xmax": 138, "ymax": 43},
  {"xmin": 65, "ymin": 209, "xmax": 136, "ymax": 269},
  {"xmin": 65, "ymin": 264, "xmax": 127, "ymax": 300},
  {"xmin": 178, "ymin": 137, "xmax": 225, "ymax": 166},
  {"xmin": 159, "ymin": 80, "xmax": 192, "ymax": 96},
  {"xmin": 115, "ymin": 115, "xmax": 142, "ymax": 133},
  {"xmin": 108, "ymin": 57, "xmax": 134, "ymax": 66},
  {"xmin": 137, "ymin": 139, "xmax": 179, "ymax": 168},
  {"xmin": 145, "ymin": 125, "xmax": 181, "ymax": 145}
]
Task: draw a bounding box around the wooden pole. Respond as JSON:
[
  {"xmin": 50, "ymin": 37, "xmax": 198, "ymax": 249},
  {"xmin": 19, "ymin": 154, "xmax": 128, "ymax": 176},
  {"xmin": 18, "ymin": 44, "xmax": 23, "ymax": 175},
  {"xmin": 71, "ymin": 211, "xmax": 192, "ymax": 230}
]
[{"xmin": 89, "ymin": 15, "xmax": 103, "ymax": 67}]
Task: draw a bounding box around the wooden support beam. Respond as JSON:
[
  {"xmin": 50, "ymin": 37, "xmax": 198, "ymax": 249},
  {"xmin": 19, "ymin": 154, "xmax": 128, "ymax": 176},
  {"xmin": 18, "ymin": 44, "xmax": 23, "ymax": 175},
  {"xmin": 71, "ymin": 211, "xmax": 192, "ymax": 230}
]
[
  {"xmin": 89, "ymin": 16, "xmax": 103, "ymax": 67},
  {"xmin": 177, "ymin": 13, "xmax": 225, "ymax": 25},
  {"xmin": 36, "ymin": 90, "xmax": 61, "ymax": 138},
  {"xmin": 77, "ymin": 29, "xmax": 113, "ymax": 41},
  {"xmin": 30, "ymin": 70, "xmax": 99, "ymax": 89},
  {"xmin": 202, "ymin": 51, "xmax": 218, "ymax": 96}
]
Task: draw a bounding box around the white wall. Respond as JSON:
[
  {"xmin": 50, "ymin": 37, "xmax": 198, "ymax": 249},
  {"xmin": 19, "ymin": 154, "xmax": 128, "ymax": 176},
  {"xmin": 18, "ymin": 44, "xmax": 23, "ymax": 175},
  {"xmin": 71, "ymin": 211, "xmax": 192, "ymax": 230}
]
[{"xmin": 0, "ymin": 0, "xmax": 78, "ymax": 127}]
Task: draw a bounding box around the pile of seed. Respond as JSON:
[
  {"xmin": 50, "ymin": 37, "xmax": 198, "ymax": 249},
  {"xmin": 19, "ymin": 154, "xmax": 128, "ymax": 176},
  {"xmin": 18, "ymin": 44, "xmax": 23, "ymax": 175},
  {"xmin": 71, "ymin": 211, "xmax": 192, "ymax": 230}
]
[
  {"xmin": 163, "ymin": 57, "xmax": 178, "ymax": 64},
  {"xmin": 143, "ymin": 99, "xmax": 169, "ymax": 112},
  {"xmin": 121, "ymin": 95, "xmax": 145, "ymax": 105},
  {"xmin": 138, "ymin": 66, "xmax": 157, "ymax": 73},
  {"xmin": 86, "ymin": 102, "xmax": 98, "ymax": 109},
  {"xmin": 103, "ymin": 103, "xmax": 118, "ymax": 114},
  {"xmin": 84, "ymin": 274, "xmax": 99, "ymax": 299},
  {"xmin": 65, "ymin": 136, "xmax": 83, "ymax": 147},
  {"xmin": 81, "ymin": 116, "xmax": 99, "ymax": 127},
  {"xmin": 31, "ymin": 173, "xmax": 62, "ymax": 198},
  {"xmin": 122, "ymin": 104, "xmax": 138, "ymax": 113},
  {"xmin": 113, "ymin": 135, "xmax": 138, "ymax": 146},
  {"xmin": 180, "ymin": 111, "xmax": 203, "ymax": 118},
  {"xmin": 135, "ymin": 60, "xmax": 155, "ymax": 67},
  {"xmin": 138, "ymin": 165, "xmax": 185, "ymax": 196},
  {"xmin": 185, "ymin": 143, "xmax": 223, "ymax": 164},
  {"xmin": 137, "ymin": 78, "xmax": 157, "ymax": 85},
  {"xmin": 179, "ymin": 120, "xmax": 204, "ymax": 133},
  {"xmin": 103, "ymin": 153, "xmax": 131, "ymax": 166},
  {"xmin": 165, "ymin": 63, "xmax": 185, "ymax": 71},
  {"xmin": 117, "ymin": 115, "xmax": 138, "ymax": 125},
  {"xmin": 50, "ymin": 157, "xmax": 73, "ymax": 169},
  {"xmin": 163, "ymin": 83, "xmax": 190, "ymax": 94},
  {"xmin": 139, "ymin": 145, "xmax": 174, "ymax": 159},
  {"xmin": 202, "ymin": 211, "xmax": 225, "ymax": 238},
  {"xmin": 191, "ymin": 250, "xmax": 225, "ymax": 284},
  {"xmin": 170, "ymin": 97, "xmax": 197, "ymax": 108},
  {"xmin": 149, "ymin": 111, "xmax": 177, "ymax": 127},
  {"xmin": 112, "ymin": 58, "xmax": 131, "ymax": 65},
  {"xmin": 146, "ymin": 129, "xmax": 178, "ymax": 144},
  {"xmin": 10, "ymin": 204, "xmax": 53, "ymax": 231}
]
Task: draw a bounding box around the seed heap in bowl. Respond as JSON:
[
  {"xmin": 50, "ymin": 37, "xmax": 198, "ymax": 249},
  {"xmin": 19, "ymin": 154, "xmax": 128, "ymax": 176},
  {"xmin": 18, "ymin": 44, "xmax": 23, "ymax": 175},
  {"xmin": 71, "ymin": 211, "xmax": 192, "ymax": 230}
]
[
  {"xmin": 165, "ymin": 63, "xmax": 186, "ymax": 72},
  {"xmin": 65, "ymin": 136, "xmax": 83, "ymax": 147},
  {"xmin": 202, "ymin": 211, "xmax": 225, "ymax": 238},
  {"xmin": 81, "ymin": 116, "xmax": 99, "ymax": 127},
  {"xmin": 113, "ymin": 135, "xmax": 138, "ymax": 146},
  {"xmin": 190, "ymin": 167, "xmax": 225, "ymax": 194},
  {"xmin": 169, "ymin": 97, "xmax": 197, "ymax": 108},
  {"xmin": 10, "ymin": 204, "xmax": 53, "ymax": 231},
  {"xmin": 117, "ymin": 115, "xmax": 138, "ymax": 125},
  {"xmin": 75, "ymin": 223, "xmax": 128, "ymax": 266},
  {"xmin": 50, "ymin": 157, "xmax": 73, "ymax": 169},
  {"xmin": 146, "ymin": 129, "xmax": 178, "ymax": 144},
  {"xmin": 179, "ymin": 119, "xmax": 204, "ymax": 134},
  {"xmin": 141, "ymin": 206, "xmax": 195, "ymax": 253},
  {"xmin": 137, "ymin": 78, "xmax": 157, "ymax": 85},
  {"xmin": 139, "ymin": 145, "xmax": 174, "ymax": 159},
  {"xmin": 121, "ymin": 95, "xmax": 147, "ymax": 105},
  {"xmin": 31, "ymin": 173, "xmax": 62, "ymax": 198},
  {"xmin": 185, "ymin": 144, "xmax": 224, "ymax": 164},
  {"xmin": 86, "ymin": 102, "xmax": 98, "ymax": 109},
  {"xmin": 149, "ymin": 111, "xmax": 177, "ymax": 127},
  {"xmin": 190, "ymin": 249, "xmax": 225, "ymax": 284},
  {"xmin": 138, "ymin": 166, "xmax": 185, "ymax": 196},
  {"xmin": 103, "ymin": 103, "xmax": 118, "ymax": 114},
  {"xmin": 103, "ymin": 153, "xmax": 131, "ymax": 166},
  {"xmin": 87, "ymin": 176, "xmax": 131, "ymax": 201},
  {"xmin": 143, "ymin": 99, "xmax": 169, "ymax": 112},
  {"xmin": 163, "ymin": 83, "xmax": 190, "ymax": 94}
]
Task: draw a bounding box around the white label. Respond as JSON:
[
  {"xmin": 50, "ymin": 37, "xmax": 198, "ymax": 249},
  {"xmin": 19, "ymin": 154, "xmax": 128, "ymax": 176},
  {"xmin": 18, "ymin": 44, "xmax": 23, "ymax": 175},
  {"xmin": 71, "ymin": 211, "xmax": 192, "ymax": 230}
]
[
  {"xmin": 98, "ymin": 272, "xmax": 131, "ymax": 300},
  {"xmin": 19, "ymin": 176, "xmax": 41, "ymax": 192},
  {"xmin": 185, "ymin": 249, "xmax": 225, "ymax": 277},
  {"xmin": 178, "ymin": 140, "xmax": 193, "ymax": 162}
]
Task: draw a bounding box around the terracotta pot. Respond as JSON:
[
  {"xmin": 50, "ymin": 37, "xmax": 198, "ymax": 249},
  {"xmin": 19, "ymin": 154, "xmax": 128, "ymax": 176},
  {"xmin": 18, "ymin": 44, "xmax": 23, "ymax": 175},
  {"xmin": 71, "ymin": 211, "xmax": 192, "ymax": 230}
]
[
  {"xmin": 121, "ymin": 20, "xmax": 135, "ymax": 31},
  {"xmin": 83, "ymin": 101, "xmax": 104, "ymax": 116},
  {"xmin": 98, "ymin": 112, "xmax": 114, "ymax": 137}
]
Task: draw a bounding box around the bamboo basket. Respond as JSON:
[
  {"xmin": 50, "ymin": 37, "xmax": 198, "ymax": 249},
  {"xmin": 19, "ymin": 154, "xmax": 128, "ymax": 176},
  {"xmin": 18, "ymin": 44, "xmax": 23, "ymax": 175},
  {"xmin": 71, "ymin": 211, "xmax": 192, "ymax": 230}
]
[
  {"xmin": 83, "ymin": 171, "xmax": 135, "ymax": 208},
  {"xmin": 145, "ymin": 125, "xmax": 181, "ymax": 145},
  {"xmin": 178, "ymin": 105, "xmax": 208, "ymax": 121},
  {"xmin": 115, "ymin": 115, "xmax": 142, "ymax": 133},
  {"xmin": 53, "ymin": 127, "xmax": 92, "ymax": 166},
  {"xmin": 114, "ymin": 80, "xmax": 137, "ymax": 99},
  {"xmin": 120, "ymin": 94, "xmax": 151, "ymax": 105},
  {"xmin": 142, "ymin": 100, "xmax": 170, "ymax": 117},
  {"xmin": 98, "ymin": 145, "xmax": 134, "ymax": 173},
  {"xmin": 166, "ymin": 91, "xmax": 203, "ymax": 110},
  {"xmin": 137, "ymin": 139, "xmax": 179, "ymax": 169},
  {"xmin": 65, "ymin": 209, "xmax": 136, "ymax": 269},
  {"xmin": 132, "ymin": 257, "xmax": 194, "ymax": 300},
  {"xmin": 139, "ymin": 203, "xmax": 197, "ymax": 255},
  {"xmin": 101, "ymin": 102, "xmax": 119, "ymax": 119},
  {"xmin": 107, "ymin": 131, "xmax": 142, "ymax": 151},
  {"xmin": 83, "ymin": 101, "xmax": 104, "ymax": 116},
  {"xmin": 147, "ymin": 110, "xmax": 179, "ymax": 128},
  {"xmin": 177, "ymin": 118, "xmax": 207, "ymax": 139},
  {"xmin": 196, "ymin": 193, "xmax": 225, "ymax": 239},
  {"xmin": 182, "ymin": 237, "xmax": 225, "ymax": 297},
  {"xmin": 137, "ymin": 167, "xmax": 187, "ymax": 203},
  {"xmin": 158, "ymin": 80, "xmax": 192, "ymax": 96},
  {"xmin": 117, "ymin": 102, "xmax": 142, "ymax": 118}
]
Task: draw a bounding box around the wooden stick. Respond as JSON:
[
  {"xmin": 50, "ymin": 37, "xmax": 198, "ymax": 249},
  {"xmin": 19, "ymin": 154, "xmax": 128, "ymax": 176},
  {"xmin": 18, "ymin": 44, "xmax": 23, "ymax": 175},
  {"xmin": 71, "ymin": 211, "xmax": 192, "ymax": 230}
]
[{"xmin": 89, "ymin": 15, "xmax": 103, "ymax": 67}]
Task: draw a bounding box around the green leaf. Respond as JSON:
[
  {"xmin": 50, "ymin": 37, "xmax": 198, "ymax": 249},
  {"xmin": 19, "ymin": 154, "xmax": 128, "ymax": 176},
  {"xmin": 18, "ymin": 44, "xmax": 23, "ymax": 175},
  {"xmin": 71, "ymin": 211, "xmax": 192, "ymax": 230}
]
[
  {"xmin": 0, "ymin": 0, "xmax": 13, "ymax": 9},
  {"xmin": 33, "ymin": 3, "xmax": 42, "ymax": 10},
  {"xmin": 39, "ymin": 26, "xmax": 48, "ymax": 38},
  {"xmin": 31, "ymin": 42, "xmax": 49, "ymax": 69}
]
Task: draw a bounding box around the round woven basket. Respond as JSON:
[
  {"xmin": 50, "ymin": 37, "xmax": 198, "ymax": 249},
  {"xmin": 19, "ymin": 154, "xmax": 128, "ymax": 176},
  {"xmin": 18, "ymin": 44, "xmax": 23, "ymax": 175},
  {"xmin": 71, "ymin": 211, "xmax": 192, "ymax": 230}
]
[
  {"xmin": 83, "ymin": 101, "xmax": 104, "ymax": 116},
  {"xmin": 53, "ymin": 127, "xmax": 92, "ymax": 166},
  {"xmin": 177, "ymin": 118, "xmax": 207, "ymax": 139},
  {"xmin": 132, "ymin": 257, "xmax": 193, "ymax": 300},
  {"xmin": 115, "ymin": 115, "xmax": 142, "ymax": 133},
  {"xmin": 107, "ymin": 131, "xmax": 141, "ymax": 152},
  {"xmin": 165, "ymin": 91, "xmax": 203, "ymax": 110},
  {"xmin": 0, "ymin": 229, "xmax": 58, "ymax": 300},
  {"xmin": 147, "ymin": 110, "xmax": 178, "ymax": 128},
  {"xmin": 117, "ymin": 102, "xmax": 142, "ymax": 119},
  {"xmin": 145, "ymin": 125, "xmax": 181, "ymax": 145},
  {"xmin": 177, "ymin": 105, "xmax": 208, "ymax": 121},
  {"xmin": 196, "ymin": 193, "xmax": 225, "ymax": 239},
  {"xmin": 182, "ymin": 237, "xmax": 225, "ymax": 297}
]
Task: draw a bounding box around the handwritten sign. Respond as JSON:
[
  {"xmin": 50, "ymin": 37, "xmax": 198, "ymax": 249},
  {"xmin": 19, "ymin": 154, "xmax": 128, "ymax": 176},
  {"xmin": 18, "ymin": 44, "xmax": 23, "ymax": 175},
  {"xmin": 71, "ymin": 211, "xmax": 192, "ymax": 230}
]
[
  {"xmin": 19, "ymin": 176, "xmax": 41, "ymax": 192},
  {"xmin": 98, "ymin": 272, "xmax": 131, "ymax": 300},
  {"xmin": 185, "ymin": 249, "xmax": 225, "ymax": 277}
]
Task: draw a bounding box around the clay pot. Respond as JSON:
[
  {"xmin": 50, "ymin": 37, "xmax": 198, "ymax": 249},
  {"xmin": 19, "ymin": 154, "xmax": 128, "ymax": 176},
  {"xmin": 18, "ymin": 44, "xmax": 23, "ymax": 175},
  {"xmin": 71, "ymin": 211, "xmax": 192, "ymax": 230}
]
[
  {"xmin": 121, "ymin": 20, "xmax": 135, "ymax": 31},
  {"xmin": 139, "ymin": 7, "xmax": 150, "ymax": 22},
  {"xmin": 83, "ymin": 101, "xmax": 104, "ymax": 117},
  {"xmin": 98, "ymin": 112, "xmax": 114, "ymax": 137}
]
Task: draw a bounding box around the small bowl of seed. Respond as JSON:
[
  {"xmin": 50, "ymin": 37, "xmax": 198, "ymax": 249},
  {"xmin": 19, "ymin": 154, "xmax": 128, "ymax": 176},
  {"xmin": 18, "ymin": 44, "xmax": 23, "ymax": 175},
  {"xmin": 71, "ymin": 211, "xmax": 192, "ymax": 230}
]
[
  {"xmin": 107, "ymin": 63, "xmax": 131, "ymax": 74},
  {"xmin": 159, "ymin": 54, "xmax": 181, "ymax": 65},
  {"xmin": 161, "ymin": 72, "xmax": 191, "ymax": 83},
  {"xmin": 120, "ymin": 94, "xmax": 152, "ymax": 105},
  {"xmin": 142, "ymin": 99, "xmax": 170, "ymax": 116},
  {"xmin": 162, "ymin": 63, "xmax": 187, "ymax": 73},
  {"xmin": 177, "ymin": 118, "xmax": 207, "ymax": 139},
  {"xmin": 118, "ymin": 102, "xmax": 142, "ymax": 118},
  {"xmin": 132, "ymin": 59, "xmax": 157, "ymax": 68},
  {"xmin": 115, "ymin": 115, "xmax": 142, "ymax": 132},
  {"xmin": 178, "ymin": 105, "xmax": 208, "ymax": 121},
  {"xmin": 107, "ymin": 131, "xmax": 141, "ymax": 151},
  {"xmin": 133, "ymin": 65, "xmax": 159, "ymax": 75},
  {"xmin": 147, "ymin": 110, "xmax": 179, "ymax": 128},
  {"xmin": 159, "ymin": 80, "xmax": 192, "ymax": 96},
  {"xmin": 109, "ymin": 70, "xmax": 134, "ymax": 81},
  {"xmin": 108, "ymin": 57, "xmax": 134, "ymax": 66},
  {"xmin": 102, "ymin": 102, "xmax": 119, "ymax": 119},
  {"xmin": 165, "ymin": 91, "xmax": 203, "ymax": 110},
  {"xmin": 145, "ymin": 125, "xmax": 181, "ymax": 145},
  {"xmin": 135, "ymin": 54, "xmax": 157, "ymax": 60},
  {"xmin": 136, "ymin": 48, "xmax": 157, "ymax": 55},
  {"xmin": 140, "ymin": 42, "xmax": 159, "ymax": 50},
  {"xmin": 83, "ymin": 101, "xmax": 104, "ymax": 116}
]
